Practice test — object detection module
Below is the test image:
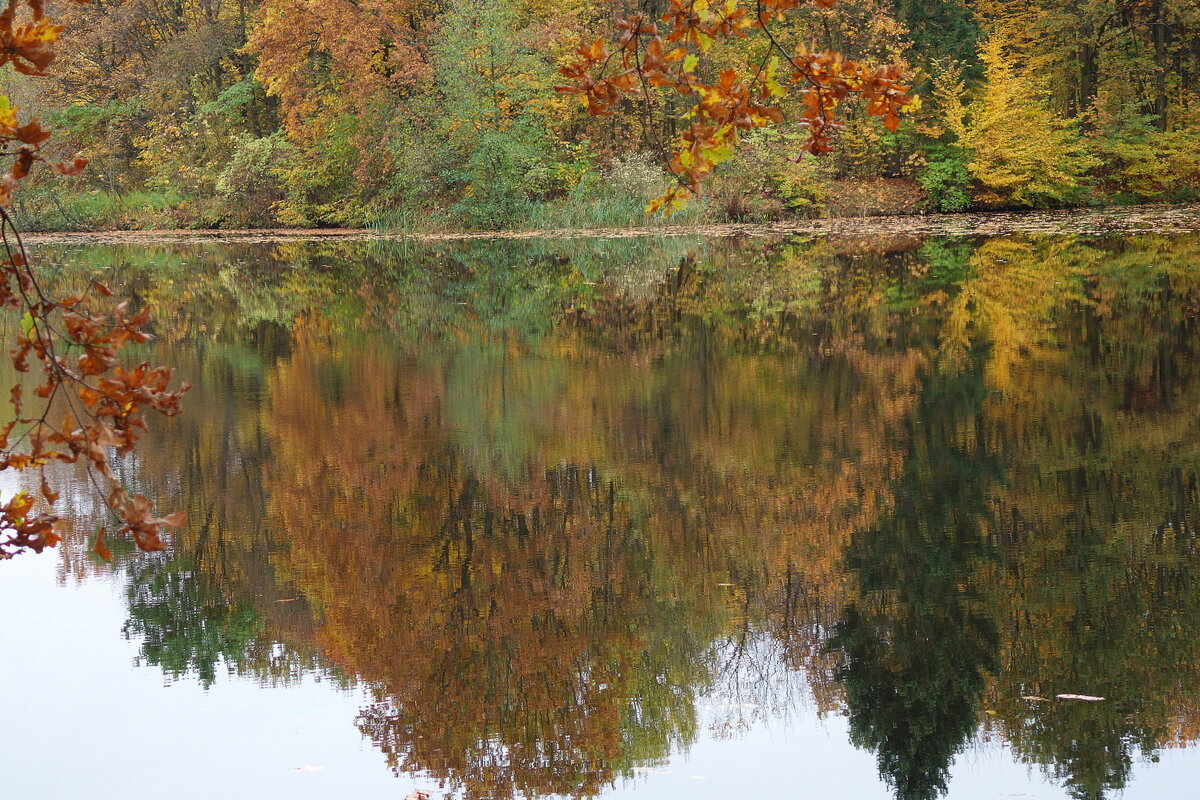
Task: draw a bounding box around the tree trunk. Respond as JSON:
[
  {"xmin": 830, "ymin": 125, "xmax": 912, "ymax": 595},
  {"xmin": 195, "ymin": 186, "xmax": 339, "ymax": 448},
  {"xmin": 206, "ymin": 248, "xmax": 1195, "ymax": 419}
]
[
  {"xmin": 1077, "ymin": 25, "xmax": 1098, "ymax": 121},
  {"xmin": 1152, "ymin": 0, "xmax": 1169, "ymax": 131}
]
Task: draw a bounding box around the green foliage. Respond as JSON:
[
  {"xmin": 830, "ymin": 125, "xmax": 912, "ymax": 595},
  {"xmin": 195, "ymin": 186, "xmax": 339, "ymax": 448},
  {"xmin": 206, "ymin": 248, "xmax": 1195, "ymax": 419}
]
[
  {"xmin": 215, "ymin": 133, "xmax": 298, "ymax": 227},
  {"xmin": 918, "ymin": 144, "xmax": 971, "ymax": 211},
  {"xmin": 273, "ymin": 112, "xmax": 368, "ymax": 227},
  {"xmin": 708, "ymin": 128, "xmax": 831, "ymax": 221},
  {"xmin": 425, "ymin": 0, "xmax": 564, "ymax": 228},
  {"xmin": 199, "ymin": 78, "xmax": 265, "ymax": 122},
  {"xmin": 772, "ymin": 155, "xmax": 831, "ymax": 215},
  {"xmin": 895, "ymin": 0, "xmax": 982, "ymax": 69},
  {"xmin": 12, "ymin": 185, "xmax": 183, "ymax": 231},
  {"xmin": 1087, "ymin": 107, "xmax": 1200, "ymax": 201},
  {"xmin": 124, "ymin": 558, "xmax": 266, "ymax": 689}
]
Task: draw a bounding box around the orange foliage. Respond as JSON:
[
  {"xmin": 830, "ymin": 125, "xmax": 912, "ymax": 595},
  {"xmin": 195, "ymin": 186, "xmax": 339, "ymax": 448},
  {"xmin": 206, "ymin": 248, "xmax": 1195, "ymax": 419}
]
[
  {"xmin": 247, "ymin": 0, "xmax": 432, "ymax": 137},
  {"xmin": 557, "ymin": 0, "xmax": 915, "ymax": 210},
  {"xmin": 0, "ymin": 0, "xmax": 189, "ymax": 559}
]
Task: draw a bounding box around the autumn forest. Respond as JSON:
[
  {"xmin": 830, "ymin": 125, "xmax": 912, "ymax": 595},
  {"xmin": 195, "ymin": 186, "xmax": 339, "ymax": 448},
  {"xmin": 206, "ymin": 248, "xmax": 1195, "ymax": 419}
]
[
  {"xmin": 3, "ymin": 1, "xmax": 1200, "ymax": 799},
  {"xmin": 4, "ymin": 0, "xmax": 1200, "ymax": 231}
]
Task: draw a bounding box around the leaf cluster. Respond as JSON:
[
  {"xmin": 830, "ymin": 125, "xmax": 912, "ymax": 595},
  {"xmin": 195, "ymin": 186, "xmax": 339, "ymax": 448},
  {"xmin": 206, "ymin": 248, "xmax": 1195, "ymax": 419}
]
[
  {"xmin": 0, "ymin": 0, "xmax": 190, "ymax": 560},
  {"xmin": 557, "ymin": 0, "xmax": 916, "ymax": 212}
]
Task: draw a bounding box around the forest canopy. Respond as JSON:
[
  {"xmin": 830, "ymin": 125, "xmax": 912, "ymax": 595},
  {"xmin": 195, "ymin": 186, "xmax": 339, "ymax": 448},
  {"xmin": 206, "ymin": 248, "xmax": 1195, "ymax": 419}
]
[{"xmin": 3, "ymin": 0, "xmax": 1200, "ymax": 230}]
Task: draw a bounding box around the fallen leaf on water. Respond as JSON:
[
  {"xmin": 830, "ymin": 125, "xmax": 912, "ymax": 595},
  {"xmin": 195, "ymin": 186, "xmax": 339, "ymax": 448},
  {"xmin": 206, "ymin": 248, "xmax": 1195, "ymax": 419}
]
[
  {"xmin": 1056, "ymin": 694, "xmax": 1105, "ymax": 702},
  {"xmin": 290, "ymin": 765, "xmax": 325, "ymax": 772}
]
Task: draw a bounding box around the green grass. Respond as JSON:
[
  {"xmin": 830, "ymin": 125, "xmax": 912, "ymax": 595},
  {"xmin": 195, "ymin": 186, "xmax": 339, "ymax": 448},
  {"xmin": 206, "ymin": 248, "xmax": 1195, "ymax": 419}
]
[
  {"xmin": 13, "ymin": 187, "xmax": 186, "ymax": 232},
  {"xmin": 368, "ymin": 193, "xmax": 708, "ymax": 234}
]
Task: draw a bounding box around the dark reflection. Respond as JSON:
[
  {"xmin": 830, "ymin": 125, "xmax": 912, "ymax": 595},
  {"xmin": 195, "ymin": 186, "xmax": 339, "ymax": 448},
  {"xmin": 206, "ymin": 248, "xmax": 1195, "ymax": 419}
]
[
  {"xmin": 830, "ymin": 350, "xmax": 1000, "ymax": 800},
  {"xmin": 27, "ymin": 231, "xmax": 1200, "ymax": 799}
]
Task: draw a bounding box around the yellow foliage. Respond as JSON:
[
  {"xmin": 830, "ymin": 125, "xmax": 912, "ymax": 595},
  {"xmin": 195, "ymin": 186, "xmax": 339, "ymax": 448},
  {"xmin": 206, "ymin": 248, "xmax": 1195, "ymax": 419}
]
[{"xmin": 961, "ymin": 33, "xmax": 1096, "ymax": 207}]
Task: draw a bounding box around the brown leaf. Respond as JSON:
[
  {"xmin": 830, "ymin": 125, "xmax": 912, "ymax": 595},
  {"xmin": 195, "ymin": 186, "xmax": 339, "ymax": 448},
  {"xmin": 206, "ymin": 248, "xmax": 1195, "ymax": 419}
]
[
  {"xmin": 92, "ymin": 527, "xmax": 111, "ymax": 561},
  {"xmin": 39, "ymin": 471, "xmax": 58, "ymax": 505}
]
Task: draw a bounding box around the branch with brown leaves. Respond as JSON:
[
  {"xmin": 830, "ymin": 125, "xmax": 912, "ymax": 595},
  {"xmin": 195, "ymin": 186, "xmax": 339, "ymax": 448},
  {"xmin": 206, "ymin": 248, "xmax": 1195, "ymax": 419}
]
[
  {"xmin": 557, "ymin": 0, "xmax": 919, "ymax": 212},
  {"xmin": 0, "ymin": 0, "xmax": 190, "ymax": 560}
]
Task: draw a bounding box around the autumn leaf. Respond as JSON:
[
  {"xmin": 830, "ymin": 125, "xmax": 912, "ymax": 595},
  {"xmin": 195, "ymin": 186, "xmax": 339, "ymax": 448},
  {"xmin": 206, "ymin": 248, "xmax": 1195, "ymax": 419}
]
[
  {"xmin": 556, "ymin": 0, "xmax": 915, "ymax": 207},
  {"xmin": 92, "ymin": 527, "xmax": 111, "ymax": 561}
]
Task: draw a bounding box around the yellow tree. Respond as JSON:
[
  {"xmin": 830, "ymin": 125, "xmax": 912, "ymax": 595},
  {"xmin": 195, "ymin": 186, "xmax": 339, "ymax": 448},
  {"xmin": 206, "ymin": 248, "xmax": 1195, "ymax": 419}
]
[{"xmin": 960, "ymin": 33, "xmax": 1095, "ymax": 207}]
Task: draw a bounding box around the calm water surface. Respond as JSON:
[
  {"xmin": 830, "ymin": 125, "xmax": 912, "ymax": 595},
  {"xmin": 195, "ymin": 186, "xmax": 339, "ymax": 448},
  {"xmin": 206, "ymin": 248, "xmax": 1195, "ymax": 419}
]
[{"xmin": 3, "ymin": 229, "xmax": 1200, "ymax": 799}]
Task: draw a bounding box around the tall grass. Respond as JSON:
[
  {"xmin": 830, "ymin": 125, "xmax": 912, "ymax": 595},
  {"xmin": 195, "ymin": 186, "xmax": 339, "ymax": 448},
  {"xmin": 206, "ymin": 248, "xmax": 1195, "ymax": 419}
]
[
  {"xmin": 368, "ymin": 193, "xmax": 708, "ymax": 234},
  {"xmin": 13, "ymin": 188, "xmax": 185, "ymax": 232},
  {"xmin": 513, "ymin": 194, "xmax": 707, "ymax": 230}
]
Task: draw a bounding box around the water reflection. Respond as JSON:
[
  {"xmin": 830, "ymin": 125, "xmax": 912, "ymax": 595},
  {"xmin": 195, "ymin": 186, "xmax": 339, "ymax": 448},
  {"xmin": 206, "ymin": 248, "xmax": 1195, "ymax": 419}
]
[{"xmin": 24, "ymin": 231, "xmax": 1200, "ymax": 798}]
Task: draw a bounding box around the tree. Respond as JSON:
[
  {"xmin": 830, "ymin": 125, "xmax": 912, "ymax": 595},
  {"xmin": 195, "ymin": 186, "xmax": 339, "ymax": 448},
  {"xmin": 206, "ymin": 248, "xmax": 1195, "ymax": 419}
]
[
  {"xmin": 429, "ymin": 0, "xmax": 565, "ymax": 225},
  {"xmin": 959, "ymin": 33, "xmax": 1096, "ymax": 207},
  {"xmin": 0, "ymin": 0, "xmax": 190, "ymax": 559},
  {"xmin": 830, "ymin": 350, "xmax": 1000, "ymax": 800}
]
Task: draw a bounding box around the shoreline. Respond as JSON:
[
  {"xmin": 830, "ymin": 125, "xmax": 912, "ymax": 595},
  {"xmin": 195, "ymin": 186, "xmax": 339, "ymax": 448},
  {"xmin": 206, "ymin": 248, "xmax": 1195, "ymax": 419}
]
[{"xmin": 21, "ymin": 203, "xmax": 1200, "ymax": 246}]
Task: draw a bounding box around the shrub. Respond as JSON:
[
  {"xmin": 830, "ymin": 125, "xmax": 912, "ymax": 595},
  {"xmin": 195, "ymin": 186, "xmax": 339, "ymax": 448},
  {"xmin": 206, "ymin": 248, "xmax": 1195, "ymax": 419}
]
[
  {"xmin": 215, "ymin": 133, "xmax": 299, "ymax": 227},
  {"xmin": 707, "ymin": 127, "xmax": 830, "ymax": 221},
  {"xmin": 603, "ymin": 152, "xmax": 670, "ymax": 205},
  {"xmin": 918, "ymin": 145, "xmax": 972, "ymax": 212},
  {"xmin": 1087, "ymin": 107, "xmax": 1200, "ymax": 201}
]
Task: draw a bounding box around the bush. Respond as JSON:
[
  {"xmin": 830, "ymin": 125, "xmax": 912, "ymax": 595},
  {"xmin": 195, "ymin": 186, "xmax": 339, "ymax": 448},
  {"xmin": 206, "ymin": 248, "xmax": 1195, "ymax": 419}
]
[
  {"xmin": 215, "ymin": 133, "xmax": 300, "ymax": 227},
  {"xmin": 918, "ymin": 145, "xmax": 972, "ymax": 212},
  {"xmin": 603, "ymin": 152, "xmax": 669, "ymax": 205},
  {"xmin": 12, "ymin": 183, "xmax": 183, "ymax": 231},
  {"xmin": 771, "ymin": 154, "xmax": 829, "ymax": 216},
  {"xmin": 1087, "ymin": 108, "xmax": 1200, "ymax": 201},
  {"xmin": 707, "ymin": 127, "xmax": 830, "ymax": 221}
]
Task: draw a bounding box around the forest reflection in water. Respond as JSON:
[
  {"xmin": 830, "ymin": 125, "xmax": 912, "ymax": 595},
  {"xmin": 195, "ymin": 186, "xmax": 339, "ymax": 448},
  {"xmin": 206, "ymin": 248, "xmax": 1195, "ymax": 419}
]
[{"xmin": 25, "ymin": 229, "xmax": 1200, "ymax": 799}]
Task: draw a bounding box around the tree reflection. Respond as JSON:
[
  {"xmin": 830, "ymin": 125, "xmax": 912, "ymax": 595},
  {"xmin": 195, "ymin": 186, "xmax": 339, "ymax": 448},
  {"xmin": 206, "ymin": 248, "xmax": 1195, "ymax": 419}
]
[
  {"xmin": 26, "ymin": 232, "xmax": 1200, "ymax": 800},
  {"xmin": 830, "ymin": 355, "xmax": 1000, "ymax": 800}
]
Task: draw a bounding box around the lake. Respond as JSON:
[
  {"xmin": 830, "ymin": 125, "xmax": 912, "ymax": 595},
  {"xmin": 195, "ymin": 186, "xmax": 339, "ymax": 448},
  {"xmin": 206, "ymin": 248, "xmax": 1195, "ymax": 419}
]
[{"xmin": 4, "ymin": 212, "xmax": 1200, "ymax": 799}]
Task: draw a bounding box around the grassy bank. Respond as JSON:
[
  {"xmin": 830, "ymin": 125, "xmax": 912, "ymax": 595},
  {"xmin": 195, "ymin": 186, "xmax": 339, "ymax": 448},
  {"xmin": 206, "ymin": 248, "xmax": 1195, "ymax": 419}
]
[{"xmin": 12, "ymin": 174, "xmax": 1196, "ymax": 235}]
